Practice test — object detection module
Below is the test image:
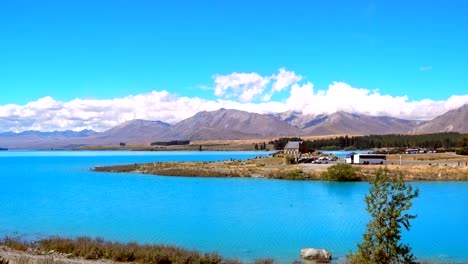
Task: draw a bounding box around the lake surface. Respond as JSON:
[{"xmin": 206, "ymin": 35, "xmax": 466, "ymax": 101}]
[{"xmin": 0, "ymin": 151, "xmax": 467, "ymax": 263}]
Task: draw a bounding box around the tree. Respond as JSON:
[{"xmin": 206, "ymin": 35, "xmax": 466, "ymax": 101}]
[
  {"xmin": 460, "ymin": 136, "xmax": 468, "ymax": 148},
  {"xmin": 348, "ymin": 168, "xmax": 419, "ymax": 264},
  {"xmin": 456, "ymin": 135, "xmax": 468, "ymax": 155}
]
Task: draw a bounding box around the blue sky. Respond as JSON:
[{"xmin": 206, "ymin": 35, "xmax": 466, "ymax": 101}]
[{"xmin": 0, "ymin": 0, "xmax": 468, "ymax": 131}]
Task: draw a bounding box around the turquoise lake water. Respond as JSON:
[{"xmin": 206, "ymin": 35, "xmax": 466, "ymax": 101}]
[{"xmin": 0, "ymin": 151, "xmax": 467, "ymax": 263}]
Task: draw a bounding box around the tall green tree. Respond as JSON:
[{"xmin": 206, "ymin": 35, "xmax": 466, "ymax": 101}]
[
  {"xmin": 460, "ymin": 136, "xmax": 468, "ymax": 148},
  {"xmin": 456, "ymin": 136, "xmax": 468, "ymax": 155},
  {"xmin": 348, "ymin": 168, "xmax": 419, "ymax": 264}
]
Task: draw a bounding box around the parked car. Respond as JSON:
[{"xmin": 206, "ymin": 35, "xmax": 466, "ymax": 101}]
[{"xmin": 315, "ymin": 157, "xmax": 329, "ymax": 164}]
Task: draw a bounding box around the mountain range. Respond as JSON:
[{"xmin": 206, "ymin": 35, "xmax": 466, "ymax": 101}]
[{"xmin": 1, "ymin": 105, "xmax": 467, "ymax": 149}]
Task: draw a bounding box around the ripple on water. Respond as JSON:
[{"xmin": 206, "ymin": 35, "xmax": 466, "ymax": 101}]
[{"xmin": 0, "ymin": 152, "xmax": 467, "ymax": 263}]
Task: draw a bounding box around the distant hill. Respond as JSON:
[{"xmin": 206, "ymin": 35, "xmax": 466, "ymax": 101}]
[
  {"xmin": 410, "ymin": 104, "xmax": 468, "ymax": 134},
  {"xmin": 0, "ymin": 129, "xmax": 96, "ymax": 138},
  {"xmin": 276, "ymin": 111, "xmax": 423, "ymax": 135},
  {"xmin": 167, "ymin": 108, "xmax": 302, "ymax": 140},
  {"xmin": 1, "ymin": 105, "xmax": 467, "ymax": 149},
  {"xmin": 89, "ymin": 119, "xmax": 172, "ymax": 144},
  {"xmin": 303, "ymin": 112, "xmax": 423, "ymax": 135},
  {"xmin": 0, "ymin": 129, "xmax": 97, "ymax": 149},
  {"xmin": 272, "ymin": 111, "xmax": 326, "ymax": 129}
]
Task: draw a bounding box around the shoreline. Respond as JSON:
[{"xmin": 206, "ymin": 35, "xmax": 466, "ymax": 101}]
[
  {"xmin": 0, "ymin": 246, "xmax": 112, "ymax": 264},
  {"xmin": 0, "ymin": 237, "xmax": 247, "ymax": 264},
  {"xmin": 1, "ymin": 235, "xmax": 465, "ymax": 264},
  {"xmin": 94, "ymin": 153, "xmax": 468, "ymax": 182}
]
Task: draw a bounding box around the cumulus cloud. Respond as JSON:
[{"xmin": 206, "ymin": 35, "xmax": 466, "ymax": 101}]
[
  {"xmin": 271, "ymin": 68, "xmax": 302, "ymax": 93},
  {"xmin": 282, "ymin": 81, "xmax": 468, "ymax": 120},
  {"xmin": 1, "ymin": 68, "xmax": 467, "ymax": 132},
  {"xmin": 213, "ymin": 72, "xmax": 270, "ymax": 102},
  {"xmin": 213, "ymin": 68, "xmax": 301, "ymax": 102},
  {"xmin": 0, "ymin": 91, "xmax": 287, "ymax": 132}
]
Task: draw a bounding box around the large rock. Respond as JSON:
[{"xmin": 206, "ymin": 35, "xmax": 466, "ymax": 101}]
[{"xmin": 301, "ymin": 248, "xmax": 332, "ymax": 261}]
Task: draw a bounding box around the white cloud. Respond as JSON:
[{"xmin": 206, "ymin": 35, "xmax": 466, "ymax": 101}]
[
  {"xmin": 213, "ymin": 68, "xmax": 301, "ymax": 102},
  {"xmin": 271, "ymin": 68, "xmax": 302, "ymax": 93},
  {"xmin": 213, "ymin": 72, "xmax": 270, "ymax": 102},
  {"xmin": 262, "ymin": 94, "xmax": 272, "ymax": 102},
  {"xmin": 286, "ymin": 82, "xmax": 315, "ymax": 112},
  {"xmin": 445, "ymin": 94, "xmax": 468, "ymax": 109},
  {"xmin": 1, "ymin": 68, "xmax": 467, "ymax": 133},
  {"xmin": 281, "ymin": 81, "xmax": 464, "ymax": 120},
  {"xmin": 0, "ymin": 90, "xmax": 287, "ymax": 132}
]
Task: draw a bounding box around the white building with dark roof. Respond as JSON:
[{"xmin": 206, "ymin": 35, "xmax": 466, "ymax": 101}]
[{"xmin": 284, "ymin": 141, "xmax": 302, "ymax": 157}]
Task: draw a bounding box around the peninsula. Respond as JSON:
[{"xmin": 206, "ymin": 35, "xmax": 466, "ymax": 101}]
[{"xmin": 94, "ymin": 152, "xmax": 468, "ymax": 181}]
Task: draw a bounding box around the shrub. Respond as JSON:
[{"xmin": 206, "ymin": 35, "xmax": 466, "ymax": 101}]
[
  {"xmin": 321, "ymin": 163, "xmax": 358, "ymax": 181},
  {"xmin": 0, "ymin": 256, "xmax": 9, "ymax": 264},
  {"xmin": 284, "ymin": 155, "xmax": 296, "ymax": 164},
  {"xmin": 268, "ymin": 169, "xmax": 305, "ymax": 180},
  {"xmin": 3, "ymin": 236, "xmax": 246, "ymax": 264},
  {"xmin": 456, "ymin": 147, "xmax": 468, "ymax": 155},
  {"xmin": 284, "ymin": 169, "xmax": 304, "ymax": 180},
  {"xmin": 2, "ymin": 237, "xmax": 28, "ymax": 251}
]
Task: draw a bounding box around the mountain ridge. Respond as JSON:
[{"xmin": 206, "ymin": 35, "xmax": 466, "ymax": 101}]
[
  {"xmin": 410, "ymin": 104, "xmax": 468, "ymax": 134},
  {"xmin": 1, "ymin": 105, "xmax": 467, "ymax": 149}
]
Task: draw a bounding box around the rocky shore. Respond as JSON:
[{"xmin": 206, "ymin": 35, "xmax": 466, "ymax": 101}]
[{"xmin": 0, "ymin": 246, "xmax": 111, "ymax": 264}]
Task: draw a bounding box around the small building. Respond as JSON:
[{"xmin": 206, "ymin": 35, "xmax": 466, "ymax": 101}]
[{"xmin": 284, "ymin": 141, "xmax": 302, "ymax": 157}]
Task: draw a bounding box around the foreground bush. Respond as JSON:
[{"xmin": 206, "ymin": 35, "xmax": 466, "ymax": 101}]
[
  {"xmin": 321, "ymin": 163, "xmax": 358, "ymax": 181},
  {"xmin": 0, "ymin": 256, "xmax": 9, "ymax": 264},
  {"xmin": 1, "ymin": 236, "xmax": 243, "ymax": 264},
  {"xmin": 3, "ymin": 237, "xmax": 28, "ymax": 251}
]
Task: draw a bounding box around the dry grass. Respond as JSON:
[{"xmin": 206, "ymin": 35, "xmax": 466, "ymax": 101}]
[
  {"xmin": 77, "ymin": 140, "xmax": 273, "ymax": 151},
  {"xmin": 95, "ymin": 153, "xmax": 468, "ymax": 182},
  {"xmin": 79, "ymin": 134, "xmax": 362, "ymax": 151},
  {"xmin": 1, "ymin": 237, "xmax": 243, "ymax": 264},
  {"xmin": 95, "ymin": 154, "xmax": 327, "ymax": 181},
  {"xmin": 253, "ymin": 258, "xmax": 276, "ymax": 264},
  {"xmin": 387, "ymin": 153, "xmax": 468, "ymax": 163},
  {"xmin": 356, "ymin": 164, "xmax": 468, "ymax": 181}
]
